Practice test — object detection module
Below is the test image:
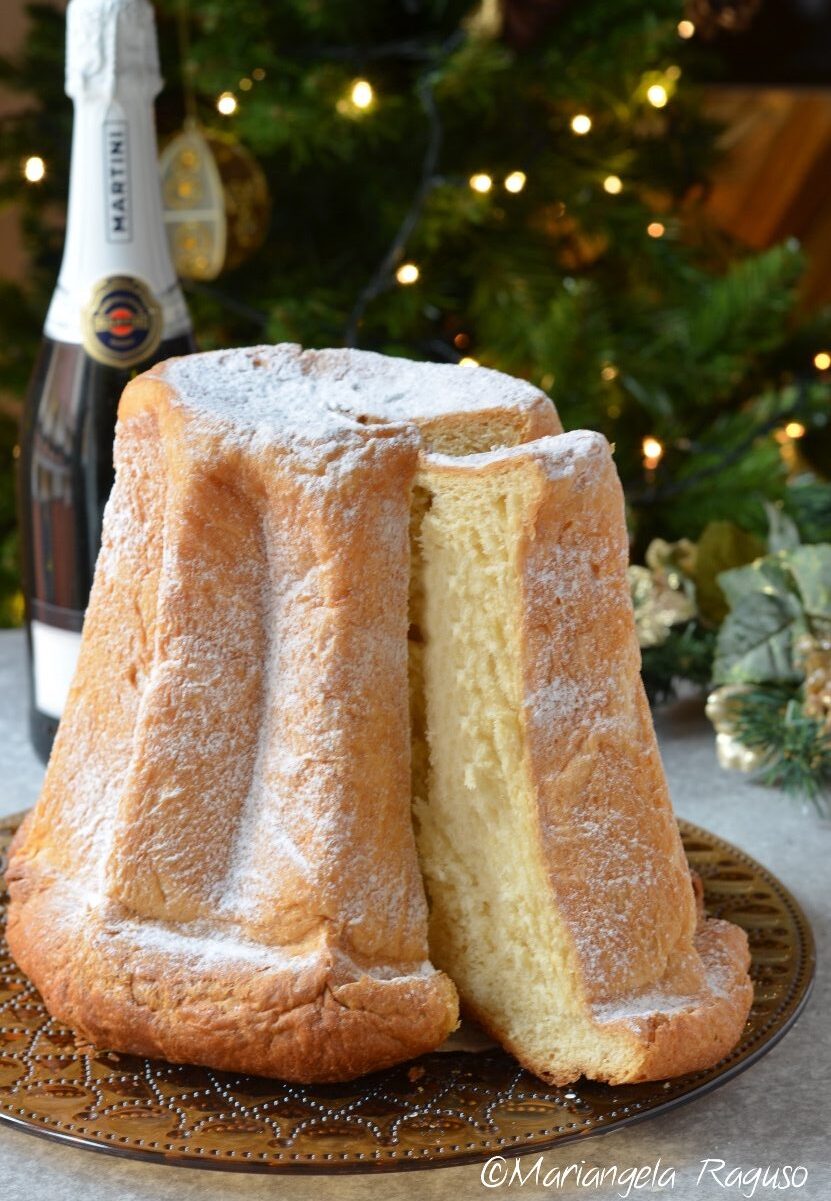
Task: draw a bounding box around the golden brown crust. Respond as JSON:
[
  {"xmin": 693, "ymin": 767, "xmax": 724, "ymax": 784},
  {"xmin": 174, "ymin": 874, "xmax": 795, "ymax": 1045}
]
[
  {"xmin": 520, "ymin": 439, "xmax": 751, "ymax": 1081},
  {"xmin": 615, "ymin": 919, "xmax": 753, "ymax": 1084},
  {"xmin": 414, "ymin": 396, "xmax": 561, "ymax": 456},
  {"xmin": 6, "ymin": 865, "xmax": 458, "ymax": 1082}
]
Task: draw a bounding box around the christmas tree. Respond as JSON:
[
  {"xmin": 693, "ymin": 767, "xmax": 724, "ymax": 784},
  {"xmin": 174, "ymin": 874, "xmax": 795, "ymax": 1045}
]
[{"xmin": 2, "ymin": 0, "xmax": 831, "ymax": 786}]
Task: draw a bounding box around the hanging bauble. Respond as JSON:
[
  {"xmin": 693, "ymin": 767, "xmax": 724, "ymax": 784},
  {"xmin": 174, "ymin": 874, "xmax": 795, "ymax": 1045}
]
[
  {"xmin": 159, "ymin": 118, "xmax": 270, "ymax": 281},
  {"xmin": 464, "ymin": 0, "xmax": 502, "ymax": 39},
  {"xmin": 684, "ymin": 0, "xmax": 762, "ymax": 39},
  {"xmin": 465, "ymin": 0, "xmax": 573, "ymax": 47}
]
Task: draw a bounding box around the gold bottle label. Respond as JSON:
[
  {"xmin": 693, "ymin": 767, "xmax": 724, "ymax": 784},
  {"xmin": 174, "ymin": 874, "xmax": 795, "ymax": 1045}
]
[{"xmin": 81, "ymin": 274, "xmax": 162, "ymax": 368}]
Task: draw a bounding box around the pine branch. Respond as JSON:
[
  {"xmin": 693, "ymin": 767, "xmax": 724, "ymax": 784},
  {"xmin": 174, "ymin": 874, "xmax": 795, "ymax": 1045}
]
[
  {"xmin": 299, "ymin": 37, "xmax": 453, "ymax": 64},
  {"xmin": 640, "ymin": 622, "xmax": 717, "ymax": 704},
  {"xmin": 730, "ymin": 686, "xmax": 831, "ymax": 811},
  {"xmin": 629, "ymin": 389, "xmax": 811, "ymax": 507},
  {"xmin": 343, "ymin": 30, "xmax": 464, "ymax": 347}
]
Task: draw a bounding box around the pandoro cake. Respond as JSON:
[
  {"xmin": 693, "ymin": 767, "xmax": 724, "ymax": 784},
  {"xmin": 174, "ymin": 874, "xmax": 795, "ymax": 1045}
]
[{"xmin": 6, "ymin": 344, "xmax": 752, "ymax": 1085}]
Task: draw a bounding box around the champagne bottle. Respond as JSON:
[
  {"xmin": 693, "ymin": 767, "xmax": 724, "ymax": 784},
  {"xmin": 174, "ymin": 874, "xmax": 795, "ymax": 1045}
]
[{"xmin": 19, "ymin": 0, "xmax": 196, "ymax": 762}]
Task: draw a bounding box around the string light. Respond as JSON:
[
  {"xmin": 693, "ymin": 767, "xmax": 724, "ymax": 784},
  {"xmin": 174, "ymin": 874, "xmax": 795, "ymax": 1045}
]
[
  {"xmin": 540, "ymin": 372, "xmax": 555, "ymax": 390},
  {"xmin": 601, "ymin": 364, "xmax": 618, "ymax": 381},
  {"xmin": 570, "ymin": 114, "xmax": 592, "ymax": 135},
  {"xmin": 785, "ymin": 421, "xmax": 806, "ymax": 439},
  {"xmin": 469, "ymin": 172, "xmax": 493, "ymax": 194},
  {"xmin": 23, "ymin": 155, "xmax": 45, "ymax": 183},
  {"xmin": 350, "ymin": 79, "xmax": 374, "ymax": 109},
  {"xmin": 252, "ymin": 68, "xmax": 266, "ymax": 81},
  {"xmin": 642, "ymin": 436, "xmax": 664, "ymax": 469},
  {"xmin": 504, "ymin": 171, "xmax": 526, "ymax": 194},
  {"xmin": 647, "ymin": 221, "xmax": 665, "ymax": 239},
  {"xmin": 677, "ymin": 19, "xmax": 695, "ymax": 38},
  {"xmin": 603, "ymin": 174, "xmax": 623, "ymax": 195},
  {"xmin": 216, "ymin": 91, "xmax": 237, "ymax": 116},
  {"xmin": 395, "ymin": 262, "xmax": 419, "ymax": 285},
  {"xmin": 459, "ymin": 356, "xmax": 479, "ymax": 367},
  {"xmin": 813, "ymin": 351, "xmax": 831, "ymax": 370},
  {"xmin": 239, "ymin": 77, "xmax": 253, "ymax": 91},
  {"xmin": 646, "ymin": 83, "xmax": 669, "ymax": 108},
  {"xmin": 666, "ymin": 65, "xmax": 682, "ymax": 81}
]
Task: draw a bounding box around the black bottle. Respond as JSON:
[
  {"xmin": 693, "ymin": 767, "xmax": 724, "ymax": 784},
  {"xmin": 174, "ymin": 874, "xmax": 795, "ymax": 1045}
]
[{"xmin": 19, "ymin": 0, "xmax": 195, "ymax": 761}]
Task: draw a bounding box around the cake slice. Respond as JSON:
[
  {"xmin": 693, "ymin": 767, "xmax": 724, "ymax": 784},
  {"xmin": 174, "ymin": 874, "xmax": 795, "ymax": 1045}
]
[{"xmin": 413, "ymin": 432, "xmax": 753, "ymax": 1084}]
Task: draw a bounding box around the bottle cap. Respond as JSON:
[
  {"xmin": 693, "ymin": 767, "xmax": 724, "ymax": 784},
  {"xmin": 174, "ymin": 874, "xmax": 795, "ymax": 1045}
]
[{"xmin": 66, "ymin": 0, "xmax": 162, "ymax": 101}]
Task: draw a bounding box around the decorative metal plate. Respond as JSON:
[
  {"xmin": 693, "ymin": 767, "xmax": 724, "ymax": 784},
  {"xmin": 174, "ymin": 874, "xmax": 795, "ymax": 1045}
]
[{"xmin": 0, "ymin": 813, "xmax": 814, "ymax": 1175}]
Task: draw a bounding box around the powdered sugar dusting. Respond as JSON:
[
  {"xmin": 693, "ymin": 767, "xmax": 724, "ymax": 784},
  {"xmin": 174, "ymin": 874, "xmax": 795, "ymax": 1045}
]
[
  {"xmin": 27, "ymin": 411, "xmax": 169, "ymax": 901},
  {"xmin": 425, "ymin": 429, "xmax": 607, "ymax": 476},
  {"xmin": 149, "ymin": 345, "xmax": 550, "ymax": 466},
  {"xmin": 592, "ymin": 925, "xmax": 738, "ymax": 1025},
  {"xmin": 94, "ymin": 345, "xmax": 482, "ymax": 966},
  {"xmin": 592, "ymin": 983, "xmax": 700, "ymax": 1023}
]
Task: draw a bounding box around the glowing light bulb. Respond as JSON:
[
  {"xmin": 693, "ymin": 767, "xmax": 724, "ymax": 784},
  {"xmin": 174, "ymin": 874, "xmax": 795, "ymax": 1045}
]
[
  {"xmin": 239, "ymin": 77, "xmax": 253, "ymax": 91},
  {"xmin": 666, "ymin": 65, "xmax": 682, "ymax": 81},
  {"xmin": 785, "ymin": 421, "xmax": 806, "ymax": 439},
  {"xmin": 601, "ymin": 364, "xmax": 619, "ymax": 381},
  {"xmin": 677, "ymin": 19, "xmax": 695, "ymax": 38},
  {"xmin": 396, "ymin": 262, "xmax": 419, "ymax": 285},
  {"xmin": 469, "ymin": 173, "xmax": 493, "ymax": 194},
  {"xmin": 647, "ymin": 221, "xmax": 666, "ymax": 239},
  {"xmin": 252, "ymin": 68, "xmax": 266, "ymax": 81},
  {"xmin": 570, "ymin": 114, "xmax": 592, "ymax": 135},
  {"xmin": 23, "ymin": 155, "xmax": 45, "ymax": 183},
  {"xmin": 459, "ymin": 356, "xmax": 479, "ymax": 367},
  {"xmin": 216, "ymin": 91, "xmax": 238, "ymax": 116},
  {"xmin": 643, "ymin": 436, "xmax": 664, "ymax": 468},
  {"xmin": 813, "ymin": 351, "xmax": 831, "ymax": 370},
  {"xmin": 351, "ymin": 79, "xmax": 374, "ymax": 109},
  {"xmin": 603, "ymin": 174, "xmax": 623, "ymax": 195},
  {"xmin": 647, "ymin": 83, "xmax": 669, "ymax": 108},
  {"xmin": 504, "ymin": 170, "xmax": 526, "ymax": 194}
]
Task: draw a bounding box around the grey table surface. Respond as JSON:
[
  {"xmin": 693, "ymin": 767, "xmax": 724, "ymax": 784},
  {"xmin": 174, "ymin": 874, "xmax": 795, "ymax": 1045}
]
[{"xmin": 0, "ymin": 628, "xmax": 827, "ymax": 1201}]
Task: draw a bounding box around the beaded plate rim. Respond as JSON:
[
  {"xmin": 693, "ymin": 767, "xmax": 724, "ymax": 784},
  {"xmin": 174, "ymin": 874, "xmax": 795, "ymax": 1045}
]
[{"xmin": 0, "ymin": 813, "xmax": 815, "ymax": 1176}]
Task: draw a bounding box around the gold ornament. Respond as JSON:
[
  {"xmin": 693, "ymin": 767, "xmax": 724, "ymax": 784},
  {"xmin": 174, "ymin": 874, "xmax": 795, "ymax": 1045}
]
[
  {"xmin": 714, "ymin": 730, "xmax": 765, "ymax": 773},
  {"xmin": 628, "ymin": 537, "xmax": 697, "ymax": 649},
  {"xmin": 645, "ymin": 536, "xmax": 698, "ymax": 586},
  {"xmin": 705, "ymin": 684, "xmax": 765, "ymax": 774},
  {"xmin": 160, "ymin": 119, "xmax": 270, "ymax": 281},
  {"xmin": 794, "ymin": 633, "xmax": 831, "ymax": 730}
]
